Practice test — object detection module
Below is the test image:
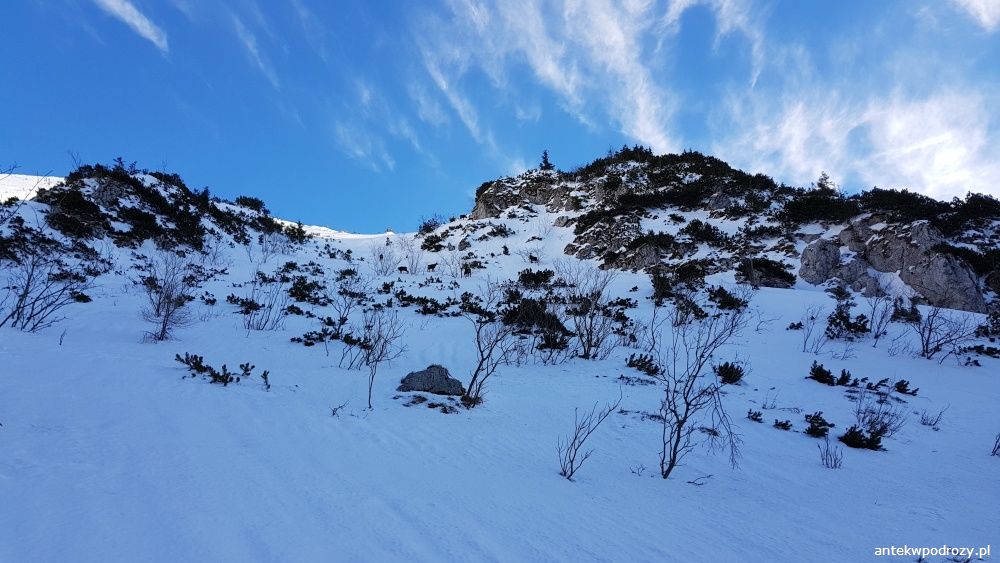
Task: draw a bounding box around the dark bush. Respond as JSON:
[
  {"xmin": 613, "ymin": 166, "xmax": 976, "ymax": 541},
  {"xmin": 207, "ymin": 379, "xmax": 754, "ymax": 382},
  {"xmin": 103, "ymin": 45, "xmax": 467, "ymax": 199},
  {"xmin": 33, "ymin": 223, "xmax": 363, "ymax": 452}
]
[
  {"xmin": 855, "ymin": 188, "xmax": 945, "ymax": 222},
  {"xmin": 805, "ymin": 412, "xmax": 835, "ymax": 438},
  {"xmin": 234, "ymin": 196, "xmax": 268, "ymax": 213},
  {"xmin": 735, "ymin": 257, "xmax": 795, "ymax": 288},
  {"xmin": 714, "ymin": 361, "xmax": 745, "ymax": 385},
  {"xmin": 626, "ymin": 353, "xmax": 660, "ymax": 377},
  {"xmin": 779, "ymin": 187, "xmax": 860, "ymax": 225},
  {"xmin": 807, "ymin": 361, "xmax": 835, "ymax": 385},
  {"xmin": 679, "ymin": 219, "xmax": 727, "ymax": 245},
  {"xmin": 518, "ymin": 268, "xmax": 555, "ymax": 288},
  {"xmin": 708, "ymin": 286, "xmax": 748, "ymax": 310},
  {"xmin": 418, "ymin": 214, "xmax": 446, "ymax": 235},
  {"xmin": 894, "ymin": 379, "xmax": 918, "ymax": 396},
  {"xmin": 839, "ymin": 425, "xmax": 882, "ymax": 450}
]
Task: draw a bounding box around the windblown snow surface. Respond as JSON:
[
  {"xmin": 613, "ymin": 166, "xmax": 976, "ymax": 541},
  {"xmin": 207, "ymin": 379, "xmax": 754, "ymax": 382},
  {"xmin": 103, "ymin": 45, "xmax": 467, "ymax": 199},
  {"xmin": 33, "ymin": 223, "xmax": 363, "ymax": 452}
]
[
  {"xmin": 1, "ymin": 195, "xmax": 997, "ymax": 562},
  {"xmin": 0, "ymin": 174, "xmax": 62, "ymax": 201}
]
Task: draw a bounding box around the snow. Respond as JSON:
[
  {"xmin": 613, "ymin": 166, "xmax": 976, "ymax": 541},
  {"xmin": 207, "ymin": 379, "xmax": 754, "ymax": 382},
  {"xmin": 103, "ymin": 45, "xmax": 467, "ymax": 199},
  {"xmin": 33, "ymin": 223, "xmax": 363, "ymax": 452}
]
[
  {"xmin": 0, "ymin": 173, "xmax": 62, "ymax": 201},
  {"xmin": 1, "ymin": 205, "xmax": 998, "ymax": 562}
]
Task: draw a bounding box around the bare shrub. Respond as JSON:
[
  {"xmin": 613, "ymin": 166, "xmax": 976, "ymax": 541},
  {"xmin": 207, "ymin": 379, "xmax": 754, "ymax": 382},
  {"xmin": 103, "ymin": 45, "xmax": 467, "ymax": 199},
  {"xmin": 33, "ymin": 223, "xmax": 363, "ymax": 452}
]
[
  {"xmin": 854, "ymin": 389, "xmax": 907, "ymax": 440},
  {"xmin": 440, "ymin": 249, "xmax": 464, "ymax": 278},
  {"xmin": 515, "ymin": 246, "xmax": 542, "ymax": 264},
  {"xmin": 367, "ymin": 238, "xmax": 401, "ymax": 276},
  {"xmin": 139, "ymin": 251, "xmax": 195, "ymax": 341},
  {"xmin": 0, "ymin": 240, "xmax": 100, "ymax": 332},
  {"xmin": 657, "ymin": 296, "xmax": 749, "ymax": 479},
  {"xmin": 556, "ymin": 260, "xmax": 618, "ymax": 360},
  {"xmin": 460, "ymin": 282, "xmax": 516, "ymax": 406},
  {"xmin": 865, "ymin": 286, "xmax": 894, "ymax": 348},
  {"xmin": 557, "ymin": 391, "xmax": 623, "ymax": 480},
  {"xmin": 199, "ymin": 233, "xmax": 231, "ymax": 269},
  {"xmin": 396, "ymin": 236, "xmax": 425, "ymax": 275},
  {"xmin": 329, "ymin": 269, "xmax": 369, "ymax": 340},
  {"xmin": 358, "ymin": 307, "xmax": 406, "ymax": 409},
  {"xmin": 245, "ymin": 231, "xmax": 290, "ymax": 266},
  {"xmin": 992, "ymin": 434, "xmax": 1000, "ymax": 457},
  {"xmin": 232, "ymin": 271, "xmax": 290, "ymax": 331},
  {"xmin": 906, "ymin": 305, "xmax": 977, "ymax": 361},
  {"xmin": 919, "ymin": 406, "xmax": 948, "ymax": 428},
  {"xmin": 800, "ymin": 305, "xmax": 828, "ymax": 354},
  {"xmin": 817, "ymin": 438, "xmax": 843, "ymax": 469},
  {"xmin": 636, "ymin": 303, "xmax": 669, "ymax": 355}
]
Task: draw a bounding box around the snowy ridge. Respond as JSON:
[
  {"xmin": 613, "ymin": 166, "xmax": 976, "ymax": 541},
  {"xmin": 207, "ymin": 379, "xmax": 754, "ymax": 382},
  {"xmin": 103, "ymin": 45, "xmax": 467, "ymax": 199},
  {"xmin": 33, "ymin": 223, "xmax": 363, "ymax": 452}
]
[{"xmin": 0, "ymin": 173, "xmax": 63, "ymax": 201}]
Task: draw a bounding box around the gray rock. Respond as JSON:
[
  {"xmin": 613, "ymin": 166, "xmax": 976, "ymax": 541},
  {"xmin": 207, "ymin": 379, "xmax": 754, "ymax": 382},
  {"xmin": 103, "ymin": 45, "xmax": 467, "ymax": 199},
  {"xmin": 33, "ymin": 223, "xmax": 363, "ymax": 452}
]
[
  {"xmin": 799, "ymin": 239, "xmax": 841, "ymax": 284},
  {"xmin": 900, "ymin": 254, "xmax": 986, "ymax": 313},
  {"xmin": 553, "ymin": 215, "xmax": 571, "ymax": 228},
  {"xmin": 397, "ymin": 365, "xmax": 466, "ymax": 396},
  {"xmin": 458, "ymin": 237, "xmax": 471, "ymax": 251}
]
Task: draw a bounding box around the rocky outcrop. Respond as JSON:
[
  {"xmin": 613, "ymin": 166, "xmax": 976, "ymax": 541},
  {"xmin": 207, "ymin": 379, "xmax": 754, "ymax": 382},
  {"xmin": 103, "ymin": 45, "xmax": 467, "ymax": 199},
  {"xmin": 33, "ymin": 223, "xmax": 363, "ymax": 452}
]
[
  {"xmin": 899, "ymin": 254, "xmax": 986, "ymax": 312},
  {"xmin": 471, "ymin": 171, "xmax": 564, "ymax": 220},
  {"xmin": 397, "ymin": 365, "xmax": 466, "ymax": 396},
  {"xmin": 568, "ymin": 214, "xmax": 642, "ymax": 266},
  {"xmin": 799, "ymin": 239, "xmax": 841, "ymax": 284},
  {"xmin": 801, "ymin": 218, "xmax": 986, "ymax": 312}
]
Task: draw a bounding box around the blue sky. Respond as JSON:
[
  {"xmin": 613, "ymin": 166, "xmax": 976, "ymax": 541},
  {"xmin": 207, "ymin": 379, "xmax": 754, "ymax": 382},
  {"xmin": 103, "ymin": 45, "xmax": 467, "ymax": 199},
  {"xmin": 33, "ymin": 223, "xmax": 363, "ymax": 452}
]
[{"xmin": 2, "ymin": 0, "xmax": 999, "ymax": 231}]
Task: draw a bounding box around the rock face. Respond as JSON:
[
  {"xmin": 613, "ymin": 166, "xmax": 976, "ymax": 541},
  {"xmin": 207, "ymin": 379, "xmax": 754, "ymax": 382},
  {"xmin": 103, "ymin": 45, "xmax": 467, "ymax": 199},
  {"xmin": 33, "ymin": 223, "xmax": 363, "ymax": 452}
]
[
  {"xmin": 900, "ymin": 254, "xmax": 986, "ymax": 313},
  {"xmin": 471, "ymin": 171, "xmax": 565, "ymax": 220},
  {"xmin": 799, "ymin": 239, "xmax": 841, "ymax": 284},
  {"xmin": 799, "ymin": 217, "xmax": 986, "ymax": 312},
  {"xmin": 397, "ymin": 365, "xmax": 466, "ymax": 396}
]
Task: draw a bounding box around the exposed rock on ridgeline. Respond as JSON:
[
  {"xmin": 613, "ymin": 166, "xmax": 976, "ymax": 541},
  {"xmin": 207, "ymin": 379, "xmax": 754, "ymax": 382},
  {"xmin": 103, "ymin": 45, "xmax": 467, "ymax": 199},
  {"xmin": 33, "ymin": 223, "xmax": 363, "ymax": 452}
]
[
  {"xmin": 800, "ymin": 217, "xmax": 986, "ymax": 312},
  {"xmin": 466, "ymin": 147, "xmax": 998, "ymax": 312}
]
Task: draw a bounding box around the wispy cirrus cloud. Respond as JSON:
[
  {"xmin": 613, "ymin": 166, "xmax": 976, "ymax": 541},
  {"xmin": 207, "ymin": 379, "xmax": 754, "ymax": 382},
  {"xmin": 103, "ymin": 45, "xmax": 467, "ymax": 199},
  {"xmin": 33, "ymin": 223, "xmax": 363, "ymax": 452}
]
[
  {"xmin": 950, "ymin": 0, "xmax": 1000, "ymax": 31},
  {"xmin": 334, "ymin": 122, "xmax": 395, "ymax": 172},
  {"xmin": 92, "ymin": 0, "xmax": 168, "ymax": 53},
  {"xmin": 333, "ymin": 81, "xmax": 432, "ymax": 172},
  {"xmin": 230, "ymin": 13, "xmax": 280, "ymax": 90},
  {"xmin": 289, "ymin": 0, "xmax": 329, "ymax": 60},
  {"xmin": 713, "ymin": 63, "xmax": 1000, "ymax": 200},
  {"xmin": 415, "ymin": 0, "xmax": 678, "ymax": 153},
  {"xmin": 662, "ymin": 0, "xmax": 767, "ymax": 85}
]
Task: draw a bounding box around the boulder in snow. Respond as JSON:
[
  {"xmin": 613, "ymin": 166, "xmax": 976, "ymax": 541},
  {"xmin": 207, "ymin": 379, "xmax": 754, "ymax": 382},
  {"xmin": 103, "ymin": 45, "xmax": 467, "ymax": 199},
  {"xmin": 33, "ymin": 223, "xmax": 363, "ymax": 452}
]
[{"xmin": 397, "ymin": 365, "xmax": 466, "ymax": 396}]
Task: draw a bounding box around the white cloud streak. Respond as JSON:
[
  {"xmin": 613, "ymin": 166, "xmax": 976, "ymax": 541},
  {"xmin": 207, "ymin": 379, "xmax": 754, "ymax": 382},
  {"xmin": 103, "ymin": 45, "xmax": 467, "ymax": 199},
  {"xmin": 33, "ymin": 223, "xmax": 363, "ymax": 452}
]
[
  {"xmin": 416, "ymin": 0, "xmax": 682, "ymax": 153},
  {"xmin": 714, "ymin": 85, "xmax": 1000, "ymax": 200},
  {"xmin": 950, "ymin": 0, "xmax": 1000, "ymax": 31},
  {"xmin": 92, "ymin": 0, "xmax": 168, "ymax": 53},
  {"xmin": 231, "ymin": 14, "xmax": 280, "ymax": 90}
]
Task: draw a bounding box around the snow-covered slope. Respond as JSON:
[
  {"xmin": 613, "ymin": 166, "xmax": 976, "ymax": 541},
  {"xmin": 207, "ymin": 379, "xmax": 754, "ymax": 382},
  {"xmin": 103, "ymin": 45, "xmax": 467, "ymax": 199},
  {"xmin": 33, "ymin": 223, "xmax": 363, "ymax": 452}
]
[
  {"xmin": 1, "ymin": 163, "xmax": 998, "ymax": 562},
  {"xmin": 0, "ymin": 173, "xmax": 62, "ymax": 201}
]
